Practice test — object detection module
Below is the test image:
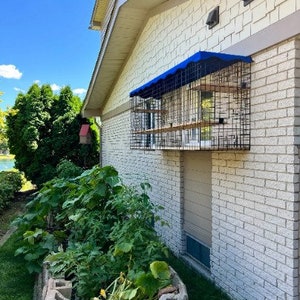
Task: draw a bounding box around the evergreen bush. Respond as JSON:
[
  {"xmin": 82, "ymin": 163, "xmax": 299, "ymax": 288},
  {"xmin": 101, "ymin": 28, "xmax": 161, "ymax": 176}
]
[{"xmin": 0, "ymin": 171, "xmax": 22, "ymax": 211}]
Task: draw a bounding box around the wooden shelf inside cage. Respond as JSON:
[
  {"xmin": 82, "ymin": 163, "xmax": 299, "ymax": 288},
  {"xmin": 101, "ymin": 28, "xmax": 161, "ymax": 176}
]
[
  {"xmin": 191, "ymin": 83, "xmax": 249, "ymax": 93},
  {"xmin": 132, "ymin": 109, "xmax": 167, "ymax": 114},
  {"xmin": 134, "ymin": 120, "xmax": 225, "ymax": 134}
]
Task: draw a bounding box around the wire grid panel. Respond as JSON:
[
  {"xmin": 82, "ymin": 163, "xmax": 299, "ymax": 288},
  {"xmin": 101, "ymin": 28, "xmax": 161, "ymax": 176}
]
[{"xmin": 130, "ymin": 61, "xmax": 251, "ymax": 151}]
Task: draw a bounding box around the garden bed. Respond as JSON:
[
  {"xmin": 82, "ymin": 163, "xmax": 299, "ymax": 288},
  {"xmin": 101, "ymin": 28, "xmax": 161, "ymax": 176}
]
[
  {"xmin": 11, "ymin": 165, "xmax": 229, "ymax": 300},
  {"xmin": 38, "ymin": 263, "xmax": 188, "ymax": 300}
]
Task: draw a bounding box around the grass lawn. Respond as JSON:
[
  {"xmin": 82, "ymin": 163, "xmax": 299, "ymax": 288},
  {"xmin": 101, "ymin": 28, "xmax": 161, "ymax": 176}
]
[
  {"xmin": 0, "ymin": 232, "xmax": 35, "ymax": 300},
  {"xmin": 0, "ymin": 192, "xmax": 35, "ymax": 300}
]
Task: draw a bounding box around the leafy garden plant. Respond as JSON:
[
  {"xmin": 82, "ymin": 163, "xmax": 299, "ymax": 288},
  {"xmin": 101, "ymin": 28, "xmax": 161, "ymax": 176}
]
[
  {"xmin": 94, "ymin": 261, "xmax": 172, "ymax": 300},
  {"xmin": 13, "ymin": 165, "xmax": 168, "ymax": 299},
  {"xmin": 0, "ymin": 170, "xmax": 22, "ymax": 212}
]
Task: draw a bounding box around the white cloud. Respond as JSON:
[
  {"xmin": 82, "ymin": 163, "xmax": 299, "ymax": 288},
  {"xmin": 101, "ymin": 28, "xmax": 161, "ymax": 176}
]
[
  {"xmin": 14, "ymin": 87, "xmax": 25, "ymax": 93},
  {"xmin": 50, "ymin": 83, "xmax": 61, "ymax": 91},
  {"xmin": 33, "ymin": 80, "xmax": 41, "ymax": 85},
  {"xmin": 0, "ymin": 64, "xmax": 22, "ymax": 79},
  {"xmin": 73, "ymin": 88, "xmax": 87, "ymax": 95}
]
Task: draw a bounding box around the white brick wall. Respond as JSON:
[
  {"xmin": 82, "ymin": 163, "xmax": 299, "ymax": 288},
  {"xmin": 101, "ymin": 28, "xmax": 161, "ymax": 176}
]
[
  {"xmin": 101, "ymin": 111, "xmax": 184, "ymax": 253},
  {"xmin": 211, "ymin": 38, "xmax": 300, "ymax": 299},
  {"xmin": 98, "ymin": 1, "xmax": 300, "ymax": 299},
  {"xmin": 103, "ymin": 0, "xmax": 299, "ymax": 114}
]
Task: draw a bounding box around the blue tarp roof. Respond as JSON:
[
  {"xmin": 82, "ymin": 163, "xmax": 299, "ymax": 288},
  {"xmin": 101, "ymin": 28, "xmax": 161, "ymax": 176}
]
[{"xmin": 129, "ymin": 51, "xmax": 252, "ymax": 98}]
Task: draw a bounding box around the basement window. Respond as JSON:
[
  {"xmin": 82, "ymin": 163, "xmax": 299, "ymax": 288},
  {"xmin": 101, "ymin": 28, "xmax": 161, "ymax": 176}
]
[
  {"xmin": 186, "ymin": 235, "xmax": 210, "ymax": 269},
  {"xmin": 130, "ymin": 51, "xmax": 252, "ymax": 151}
]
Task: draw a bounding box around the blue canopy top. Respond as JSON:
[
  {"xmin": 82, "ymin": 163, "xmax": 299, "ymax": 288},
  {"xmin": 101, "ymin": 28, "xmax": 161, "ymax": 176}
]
[{"xmin": 130, "ymin": 51, "xmax": 252, "ymax": 98}]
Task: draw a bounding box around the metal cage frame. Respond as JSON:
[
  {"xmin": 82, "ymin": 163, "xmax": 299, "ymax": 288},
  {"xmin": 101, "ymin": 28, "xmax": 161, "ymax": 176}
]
[{"xmin": 130, "ymin": 52, "xmax": 251, "ymax": 151}]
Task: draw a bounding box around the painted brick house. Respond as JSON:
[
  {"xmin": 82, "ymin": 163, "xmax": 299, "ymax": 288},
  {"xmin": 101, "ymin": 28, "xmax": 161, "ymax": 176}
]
[{"xmin": 82, "ymin": 0, "xmax": 300, "ymax": 299}]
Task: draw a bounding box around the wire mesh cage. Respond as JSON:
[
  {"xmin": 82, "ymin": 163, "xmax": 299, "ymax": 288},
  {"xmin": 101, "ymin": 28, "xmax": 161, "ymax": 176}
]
[{"xmin": 130, "ymin": 58, "xmax": 251, "ymax": 151}]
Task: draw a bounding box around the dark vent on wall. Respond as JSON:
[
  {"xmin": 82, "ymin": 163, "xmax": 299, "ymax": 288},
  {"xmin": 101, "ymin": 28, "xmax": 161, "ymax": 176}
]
[
  {"xmin": 243, "ymin": 0, "xmax": 254, "ymax": 6},
  {"xmin": 206, "ymin": 6, "xmax": 219, "ymax": 29}
]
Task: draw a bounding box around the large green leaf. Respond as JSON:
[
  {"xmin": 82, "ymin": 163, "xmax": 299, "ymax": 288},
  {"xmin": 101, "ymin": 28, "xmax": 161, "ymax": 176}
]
[
  {"xmin": 135, "ymin": 273, "xmax": 159, "ymax": 298},
  {"xmin": 94, "ymin": 182, "xmax": 107, "ymax": 197},
  {"xmin": 120, "ymin": 287, "xmax": 139, "ymax": 300},
  {"xmin": 68, "ymin": 209, "xmax": 86, "ymax": 222},
  {"xmin": 150, "ymin": 261, "xmax": 170, "ymax": 280},
  {"xmin": 114, "ymin": 242, "xmax": 133, "ymax": 256}
]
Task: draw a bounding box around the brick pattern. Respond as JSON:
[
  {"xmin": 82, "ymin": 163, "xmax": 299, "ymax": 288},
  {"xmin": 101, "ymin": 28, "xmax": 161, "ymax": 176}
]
[
  {"xmin": 211, "ymin": 38, "xmax": 300, "ymax": 299},
  {"xmin": 103, "ymin": 0, "xmax": 298, "ymax": 114},
  {"xmin": 99, "ymin": 0, "xmax": 300, "ymax": 299},
  {"xmin": 101, "ymin": 111, "xmax": 184, "ymax": 253}
]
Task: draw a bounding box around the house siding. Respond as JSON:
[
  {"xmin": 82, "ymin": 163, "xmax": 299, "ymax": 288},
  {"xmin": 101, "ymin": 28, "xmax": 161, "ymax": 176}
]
[{"xmin": 97, "ymin": 0, "xmax": 300, "ymax": 299}]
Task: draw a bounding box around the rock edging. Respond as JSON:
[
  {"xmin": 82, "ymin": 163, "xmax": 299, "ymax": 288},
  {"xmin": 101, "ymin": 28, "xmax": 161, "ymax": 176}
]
[
  {"xmin": 34, "ymin": 263, "xmax": 72, "ymax": 300},
  {"xmin": 158, "ymin": 266, "xmax": 188, "ymax": 300},
  {"xmin": 35, "ymin": 264, "xmax": 188, "ymax": 300}
]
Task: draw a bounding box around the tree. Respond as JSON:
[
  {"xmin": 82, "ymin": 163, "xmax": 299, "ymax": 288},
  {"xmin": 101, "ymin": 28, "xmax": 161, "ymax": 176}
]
[
  {"xmin": 6, "ymin": 84, "xmax": 99, "ymax": 185},
  {"xmin": 0, "ymin": 92, "xmax": 10, "ymax": 153}
]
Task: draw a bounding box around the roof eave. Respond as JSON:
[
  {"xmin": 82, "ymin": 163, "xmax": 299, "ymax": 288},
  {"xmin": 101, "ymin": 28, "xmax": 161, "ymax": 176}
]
[
  {"xmin": 89, "ymin": 0, "xmax": 110, "ymax": 30},
  {"xmin": 82, "ymin": 0, "xmax": 168, "ymax": 117}
]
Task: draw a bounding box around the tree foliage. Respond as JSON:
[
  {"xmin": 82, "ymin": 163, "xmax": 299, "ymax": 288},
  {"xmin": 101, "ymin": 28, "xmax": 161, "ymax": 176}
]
[
  {"xmin": 0, "ymin": 110, "xmax": 7, "ymax": 153},
  {"xmin": 0, "ymin": 92, "xmax": 10, "ymax": 153},
  {"xmin": 6, "ymin": 84, "xmax": 99, "ymax": 185}
]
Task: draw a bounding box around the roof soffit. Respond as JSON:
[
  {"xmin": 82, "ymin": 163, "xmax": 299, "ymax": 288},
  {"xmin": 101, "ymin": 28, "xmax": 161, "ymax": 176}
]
[
  {"xmin": 90, "ymin": 0, "xmax": 110, "ymax": 30},
  {"xmin": 83, "ymin": 0, "xmax": 187, "ymax": 117}
]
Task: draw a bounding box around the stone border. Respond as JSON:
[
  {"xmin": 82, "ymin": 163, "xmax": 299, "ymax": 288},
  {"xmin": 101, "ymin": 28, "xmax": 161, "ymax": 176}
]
[
  {"xmin": 35, "ymin": 264, "xmax": 188, "ymax": 300},
  {"xmin": 159, "ymin": 266, "xmax": 188, "ymax": 300},
  {"xmin": 34, "ymin": 263, "xmax": 72, "ymax": 300}
]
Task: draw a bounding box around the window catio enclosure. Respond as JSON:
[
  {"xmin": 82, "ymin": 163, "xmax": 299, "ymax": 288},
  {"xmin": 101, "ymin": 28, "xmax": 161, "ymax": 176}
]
[{"xmin": 130, "ymin": 51, "xmax": 252, "ymax": 151}]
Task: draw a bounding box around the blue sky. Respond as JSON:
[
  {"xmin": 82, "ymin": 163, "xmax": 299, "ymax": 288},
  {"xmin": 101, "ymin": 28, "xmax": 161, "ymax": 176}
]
[{"xmin": 0, "ymin": 0, "xmax": 99, "ymax": 110}]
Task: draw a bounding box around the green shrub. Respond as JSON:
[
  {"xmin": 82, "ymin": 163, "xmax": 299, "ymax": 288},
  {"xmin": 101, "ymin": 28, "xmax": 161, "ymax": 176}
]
[
  {"xmin": 0, "ymin": 170, "xmax": 22, "ymax": 211},
  {"xmin": 13, "ymin": 165, "xmax": 168, "ymax": 299},
  {"xmin": 56, "ymin": 159, "xmax": 83, "ymax": 179},
  {"xmin": 0, "ymin": 170, "xmax": 22, "ymax": 190}
]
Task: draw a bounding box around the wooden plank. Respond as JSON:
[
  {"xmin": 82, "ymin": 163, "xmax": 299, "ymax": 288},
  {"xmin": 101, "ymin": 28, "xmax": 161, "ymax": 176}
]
[
  {"xmin": 134, "ymin": 120, "xmax": 222, "ymax": 134},
  {"xmin": 132, "ymin": 109, "xmax": 167, "ymax": 113},
  {"xmin": 191, "ymin": 83, "xmax": 249, "ymax": 93}
]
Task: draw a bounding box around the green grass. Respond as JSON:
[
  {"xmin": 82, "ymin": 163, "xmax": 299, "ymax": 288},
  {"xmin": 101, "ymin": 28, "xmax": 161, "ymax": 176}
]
[
  {"xmin": 0, "ymin": 233, "xmax": 35, "ymax": 300},
  {"xmin": 167, "ymin": 254, "xmax": 230, "ymax": 300},
  {"xmin": 0, "ymin": 154, "xmax": 14, "ymax": 160},
  {"xmin": 0, "ymin": 193, "xmax": 35, "ymax": 300}
]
